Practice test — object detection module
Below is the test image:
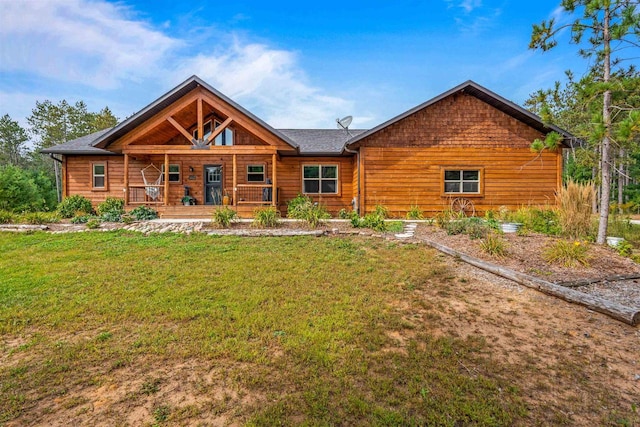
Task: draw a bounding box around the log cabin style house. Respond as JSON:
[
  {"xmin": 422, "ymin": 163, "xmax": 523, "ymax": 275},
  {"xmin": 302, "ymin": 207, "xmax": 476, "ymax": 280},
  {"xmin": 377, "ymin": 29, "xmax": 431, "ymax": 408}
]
[{"xmin": 42, "ymin": 76, "xmax": 573, "ymax": 218}]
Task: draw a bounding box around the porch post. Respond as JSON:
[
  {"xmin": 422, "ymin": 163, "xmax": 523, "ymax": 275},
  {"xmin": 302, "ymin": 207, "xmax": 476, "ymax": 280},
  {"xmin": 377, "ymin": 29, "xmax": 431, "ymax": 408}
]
[
  {"xmin": 164, "ymin": 153, "xmax": 169, "ymax": 206},
  {"xmin": 272, "ymin": 153, "xmax": 277, "ymax": 207},
  {"xmin": 232, "ymin": 154, "xmax": 237, "ymax": 207},
  {"xmin": 124, "ymin": 153, "xmax": 129, "ymax": 205}
]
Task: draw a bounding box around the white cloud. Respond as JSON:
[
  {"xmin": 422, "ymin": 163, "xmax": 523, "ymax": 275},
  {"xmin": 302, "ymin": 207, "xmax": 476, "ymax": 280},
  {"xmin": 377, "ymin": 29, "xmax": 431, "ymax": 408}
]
[
  {"xmin": 0, "ymin": 0, "xmax": 179, "ymax": 89},
  {"xmin": 444, "ymin": 0, "xmax": 482, "ymax": 13},
  {"xmin": 172, "ymin": 41, "xmax": 353, "ymax": 128},
  {"xmin": 0, "ymin": 0, "xmax": 354, "ymax": 128}
]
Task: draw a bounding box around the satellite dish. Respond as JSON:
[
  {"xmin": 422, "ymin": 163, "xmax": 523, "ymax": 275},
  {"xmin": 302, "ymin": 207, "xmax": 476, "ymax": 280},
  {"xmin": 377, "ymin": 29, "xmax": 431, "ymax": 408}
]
[{"xmin": 336, "ymin": 115, "xmax": 353, "ymax": 130}]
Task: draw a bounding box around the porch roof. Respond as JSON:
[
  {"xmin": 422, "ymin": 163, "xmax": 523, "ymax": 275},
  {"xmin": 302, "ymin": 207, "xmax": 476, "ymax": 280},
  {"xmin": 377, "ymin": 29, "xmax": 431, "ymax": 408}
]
[{"xmin": 43, "ymin": 127, "xmax": 368, "ymax": 155}]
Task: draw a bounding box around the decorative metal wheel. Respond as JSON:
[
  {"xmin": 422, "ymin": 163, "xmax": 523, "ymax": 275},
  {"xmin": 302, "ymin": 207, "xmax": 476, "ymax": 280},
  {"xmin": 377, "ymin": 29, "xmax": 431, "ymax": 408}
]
[{"xmin": 450, "ymin": 197, "xmax": 475, "ymax": 216}]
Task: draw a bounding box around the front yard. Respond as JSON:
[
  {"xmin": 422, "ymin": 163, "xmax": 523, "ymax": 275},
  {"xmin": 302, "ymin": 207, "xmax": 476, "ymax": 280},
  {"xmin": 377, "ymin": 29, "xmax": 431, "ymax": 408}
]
[{"xmin": 0, "ymin": 231, "xmax": 638, "ymax": 426}]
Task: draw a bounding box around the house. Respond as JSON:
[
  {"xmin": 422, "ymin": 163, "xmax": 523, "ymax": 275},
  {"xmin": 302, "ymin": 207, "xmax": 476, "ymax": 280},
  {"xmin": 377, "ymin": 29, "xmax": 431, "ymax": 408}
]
[{"xmin": 42, "ymin": 76, "xmax": 573, "ymax": 218}]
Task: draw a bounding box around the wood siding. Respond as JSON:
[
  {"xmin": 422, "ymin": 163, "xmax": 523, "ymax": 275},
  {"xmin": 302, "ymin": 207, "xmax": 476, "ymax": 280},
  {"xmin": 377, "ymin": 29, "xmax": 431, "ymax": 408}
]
[
  {"xmin": 358, "ymin": 92, "xmax": 562, "ymax": 216},
  {"xmin": 64, "ymin": 154, "xmax": 356, "ymax": 215}
]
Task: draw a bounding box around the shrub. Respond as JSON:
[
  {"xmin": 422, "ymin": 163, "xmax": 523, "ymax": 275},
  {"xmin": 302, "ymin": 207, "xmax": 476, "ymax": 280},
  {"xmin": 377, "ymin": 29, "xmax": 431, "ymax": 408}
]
[
  {"xmin": 616, "ymin": 240, "xmax": 633, "ymax": 257},
  {"xmin": 97, "ymin": 197, "xmax": 125, "ymax": 222},
  {"xmin": 71, "ymin": 214, "xmax": 97, "ymax": 224},
  {"xmin": 57, "ymin": 195, "xmax": 94, "ymax": 218},
  {"xmin": 20, "ymin": 211, "xmax": 60, "ymax": 224},
  {"xmin": 511, "ymin": 207, "xmax": 561, "ymax": 235},
  {"xmin": 543, "ymin": 240, "xmax": 590, "ymax": 268},
  {"xmin": 0, "ymin": 210, "xmax": 16, "ymax": 224},
  {"xmin": 557, "ymin": 180, "xmax": 594, "ymax": 238},
  {"xmin": 287, "ymin": 194, "xmax": 330, "ymax": 228},
  {"xmin": 253, "ymin": 206, "xmax": 280, "ymax": 228},
  {"xmin": 406, "ymin": 205, "xmax": 423, "ymax": 220},
  {"xmin": 338, "ymin": 208, "xmax": 356, "ymax": 220},
  {"xmin": 211, "ymin": 206, "xmax": 238, "ymax": 228},
  {"xmin": 85, "ymin": 218, "xmax": 101, "ymax": 229},
  {"xmin": 129, "ymin": 205, "xmax": 158, "ymax": 221},
  {"xmin": 351, "ymin": 210, "xmax": 389, "ymax": 232},
  {"xmin": 373, "ymin": 204, "xmax": 389, "ymax": 219},
  {"xmin": 480, "ymin": 234, "xmax": 507, "ymax": 257}
]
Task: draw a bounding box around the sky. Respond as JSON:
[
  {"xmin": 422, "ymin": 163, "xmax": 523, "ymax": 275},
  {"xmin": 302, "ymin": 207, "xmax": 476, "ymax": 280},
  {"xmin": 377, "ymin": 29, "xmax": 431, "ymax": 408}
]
[{"xmin": 0, "ymin": 0, "xmax": 621, "ymax": 132}]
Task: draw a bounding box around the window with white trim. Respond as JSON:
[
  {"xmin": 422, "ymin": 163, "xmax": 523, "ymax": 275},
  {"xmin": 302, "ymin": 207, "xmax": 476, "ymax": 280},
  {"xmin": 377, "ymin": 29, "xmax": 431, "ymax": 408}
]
[
  {"xmin": 92, "ymin": 162, "xmax": 107, "ymax": 190},
  {"xmin": 443, "ymin": 169, "xmax": 480, "ymax": 193},
  {"xmin": 161, "ymin": 164, "xmax": 181, "ymax": 183},
  {"xmin": 303, "ymin": 165, "xmax": 338, "ymax": 194},
  {"xmin": 247, "ymin": 165, "xmax": 265, "ymax": 182}
]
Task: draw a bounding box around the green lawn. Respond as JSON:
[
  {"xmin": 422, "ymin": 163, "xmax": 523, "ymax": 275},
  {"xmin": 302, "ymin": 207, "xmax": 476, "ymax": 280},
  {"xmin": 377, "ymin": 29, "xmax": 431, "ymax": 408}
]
[{"xmin": 0, "ymin": 231, "xmax": 525, "ymax": 425}]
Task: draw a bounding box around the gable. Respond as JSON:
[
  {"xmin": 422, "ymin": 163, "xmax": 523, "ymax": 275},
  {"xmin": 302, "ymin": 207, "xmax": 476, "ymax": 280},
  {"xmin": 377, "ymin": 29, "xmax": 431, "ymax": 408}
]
[
  {"xmin": 357, "ymin": 91, "xmax": 545, "ymax": 149},
  {"xmin": 95, "ymin": 76, "xmax": 298, "ymax": 154}
]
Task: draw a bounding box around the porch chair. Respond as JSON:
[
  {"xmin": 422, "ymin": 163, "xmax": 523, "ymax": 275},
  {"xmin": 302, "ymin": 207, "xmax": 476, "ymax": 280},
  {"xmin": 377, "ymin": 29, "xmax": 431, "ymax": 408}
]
[{"xmin": 141, "ymin": 163, "xmax": 162, "ymax": 201}]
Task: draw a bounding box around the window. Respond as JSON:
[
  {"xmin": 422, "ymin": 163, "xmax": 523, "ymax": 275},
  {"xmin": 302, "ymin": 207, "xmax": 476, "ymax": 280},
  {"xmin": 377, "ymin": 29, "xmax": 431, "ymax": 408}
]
[
  {"xmin": 91, "ymin": 162, "xmax": 107, "ymax": 190},
  {"xmin": 214, "ymin": 121, "xmax": 233, "ymax": 146},
  {"xmin": 303, "ymin": 165, "xmax": 338, "ymax": 194},
  {"xmin": 192, "ymin": 120, "xmax": 234, "ymax": 145},
  {"xmin": 247, "ymin": 164, "xmax": 265, "ymax": 182},
  {"xmin": 161, "ymin": 164, "xmax": 181, "ymax": 183},
  {"xmin": 443, "ymin": 169, "xmax": 480, "ymax": 194}
]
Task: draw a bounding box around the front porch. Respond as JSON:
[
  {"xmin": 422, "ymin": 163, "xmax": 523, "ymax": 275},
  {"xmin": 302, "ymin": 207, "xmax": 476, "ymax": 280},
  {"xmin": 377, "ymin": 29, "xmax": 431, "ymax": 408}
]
[{"xmin": 122, "ymin": 150, "xmax": 280, "ymax": 213}]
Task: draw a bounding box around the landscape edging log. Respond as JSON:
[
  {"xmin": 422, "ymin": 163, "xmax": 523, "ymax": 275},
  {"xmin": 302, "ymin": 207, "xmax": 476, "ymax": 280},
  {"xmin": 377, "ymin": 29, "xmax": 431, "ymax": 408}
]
[{"xmin": 422, "ymin": 239, "xmax": 640, "ymax": 326}]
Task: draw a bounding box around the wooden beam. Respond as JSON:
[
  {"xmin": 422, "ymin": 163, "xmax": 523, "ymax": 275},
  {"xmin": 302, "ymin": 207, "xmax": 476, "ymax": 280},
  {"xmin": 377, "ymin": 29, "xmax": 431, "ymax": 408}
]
[
  {"xmin": 109, "ymin": 91, "xmax": 200, "ymax": 148},
  {"xmin": 272, "ymin": 153, "xmax": 277, "ymax": 207},
  {"xmin": 359, "ymin": 147, "xmax": 366, "ymax": 214},
  {"xmin": 232, "ymin": 154, "xmax": 237, "ymax": 207},
  {"xmin": 62, "ymin": 156, "xmax": 67, "ymax": 198},
  {"xmin": 206, "ymin": 117, "xmax": 233, "ymax": 144},
  {"xmin": 164, "ymin": 153, "xmax": 169, "ymax": 206},
  {"xmin": 167, "ymin": 116, "xmax": 194, "ymax": 144},
  {"xmin": 197, "ymin": 97, "xmax": 203, "ymax": 144},
  {"xmin": 123, "ymin": 145, "xmax": 279, "ymax": 155},
  {"xmin": 124, "ymin": 153, "xmax": 129, "ymax": 205}
]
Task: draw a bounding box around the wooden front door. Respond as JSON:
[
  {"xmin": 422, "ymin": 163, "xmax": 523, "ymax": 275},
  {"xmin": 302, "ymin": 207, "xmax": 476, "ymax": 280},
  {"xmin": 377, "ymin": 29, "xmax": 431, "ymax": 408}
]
[{"xmin": 204, "ymin": 165, "xmax": 223, "ymax": 205}]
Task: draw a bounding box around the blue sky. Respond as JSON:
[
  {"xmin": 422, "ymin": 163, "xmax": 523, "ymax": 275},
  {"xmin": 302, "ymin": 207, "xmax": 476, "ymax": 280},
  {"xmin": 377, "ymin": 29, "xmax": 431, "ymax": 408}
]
[{"xmin": 0, "ymin": 0, "xmax": 614, "ymax": 131}]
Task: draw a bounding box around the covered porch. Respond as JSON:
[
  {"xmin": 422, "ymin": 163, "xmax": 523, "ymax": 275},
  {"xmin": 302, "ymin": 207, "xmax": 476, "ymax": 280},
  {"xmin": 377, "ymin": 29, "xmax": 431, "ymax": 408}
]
[{"xmin": 122, "ymin": 146, "xmax": 280, "ymax": 212}]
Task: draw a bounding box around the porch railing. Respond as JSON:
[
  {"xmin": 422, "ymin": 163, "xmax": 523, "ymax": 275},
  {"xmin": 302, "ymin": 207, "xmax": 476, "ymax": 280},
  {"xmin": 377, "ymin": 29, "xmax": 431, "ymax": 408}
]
[
  {"xmin": 128, "ymin": 185, "xmax": 165, "ymax": 205},
  {"xmin": 235, "ymin": 184, "xmax": 277, "ymax": 205}
]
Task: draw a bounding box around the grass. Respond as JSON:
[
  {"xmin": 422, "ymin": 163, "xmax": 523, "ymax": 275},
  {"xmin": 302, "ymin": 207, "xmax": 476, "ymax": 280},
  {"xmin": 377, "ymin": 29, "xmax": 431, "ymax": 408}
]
[
  {"xmin": 543, "ymin": 240, "xmax": 591, "ymax": 268},
  {"xmin": 0, "ymin": 231, "xmax": 527, "ymax": 425}
]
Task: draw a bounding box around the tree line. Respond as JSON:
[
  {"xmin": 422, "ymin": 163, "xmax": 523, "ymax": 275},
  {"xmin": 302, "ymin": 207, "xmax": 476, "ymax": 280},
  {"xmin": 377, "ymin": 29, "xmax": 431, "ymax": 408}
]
[{"xmin": 0, "ymin": 101, "xmax": 117, "ymax": 212}]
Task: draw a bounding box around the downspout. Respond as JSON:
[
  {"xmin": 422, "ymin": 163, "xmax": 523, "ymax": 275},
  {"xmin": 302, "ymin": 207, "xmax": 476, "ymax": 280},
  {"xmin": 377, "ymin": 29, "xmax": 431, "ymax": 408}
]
[
  {"xmin": 49, "ymin": 153, "xmax": 63, "ymax": 163},
  {"xmin": 343, "ymin": 145, "xmax": 360, "ymax": 215}
]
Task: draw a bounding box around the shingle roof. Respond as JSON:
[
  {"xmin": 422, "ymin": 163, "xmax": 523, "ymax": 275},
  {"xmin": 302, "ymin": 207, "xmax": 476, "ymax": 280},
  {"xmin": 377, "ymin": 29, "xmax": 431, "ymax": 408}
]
[
  {"xmin": 278, "ymin": 129, "xmax": 366, "ymax": 154},
  {"xmin": 346, "ymin": 80, "xmax": 576, "ymax": 148},
  {"xmin": 41, "ymin": 128, "xmax": 116, "ymax": 155}
]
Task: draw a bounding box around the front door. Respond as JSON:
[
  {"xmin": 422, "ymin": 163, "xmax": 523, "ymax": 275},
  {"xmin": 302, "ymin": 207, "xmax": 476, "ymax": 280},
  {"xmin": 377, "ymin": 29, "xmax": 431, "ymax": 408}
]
[{"xmin": 204, "ymin": 165, "xmax": 223, "ymax": 205}]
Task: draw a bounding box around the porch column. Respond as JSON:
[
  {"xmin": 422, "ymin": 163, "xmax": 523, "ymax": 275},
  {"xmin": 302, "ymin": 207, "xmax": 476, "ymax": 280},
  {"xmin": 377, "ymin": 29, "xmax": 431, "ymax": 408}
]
[
  {"xmin": 164, "ymin": 153, "xmax": 169, "ymax": 206},
  {"xmin": 272, "ymin": 153, "xmax": 277, "ymax": 207},
  {"xmin": 124, "ymin": 153, "xmax": 129, "ymax": 205},
  {"xmin": 232, "ymin": 154, "xmax": 237, "ymax": 207}
]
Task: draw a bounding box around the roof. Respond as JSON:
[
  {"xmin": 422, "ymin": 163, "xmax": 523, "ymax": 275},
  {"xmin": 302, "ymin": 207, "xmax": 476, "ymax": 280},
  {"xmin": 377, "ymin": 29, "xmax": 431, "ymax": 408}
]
[
  {"xmin": 46, "ymin": 75, "xmax": 299, "ymax": 154},
  {"xmin": 278, "ymin": 129, "xmax": 367, "ymax": 155},
  {"xmin": 346, "ymin": 80, "xmax": 576, "ymax": 148},
  {"xmin": 41, "ymin": 128, "xmax": 117, "ymax": 155},
  {"xmin": 42, "ymin": 78, "xmax": 575, "ymax": 156}
]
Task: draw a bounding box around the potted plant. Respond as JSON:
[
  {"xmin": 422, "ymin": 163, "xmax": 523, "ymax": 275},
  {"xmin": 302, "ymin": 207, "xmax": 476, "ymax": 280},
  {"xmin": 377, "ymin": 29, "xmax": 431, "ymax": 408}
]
[
  {"xmin": 181, "ymin": 195, "xmax": 195, "ymax": 206},
  {"xmin": 222, "ymin": 190, "xmax": 231, "ymax": 206}
]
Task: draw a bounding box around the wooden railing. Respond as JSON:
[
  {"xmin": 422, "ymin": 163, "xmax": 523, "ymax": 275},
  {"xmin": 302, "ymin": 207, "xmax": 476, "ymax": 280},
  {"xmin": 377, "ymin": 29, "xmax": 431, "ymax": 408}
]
[
  {"xmin": 235, "ymin": 184, "xmax": 277, "ymax": 205},
  {"xmin": 128, "ymin": 185, "xmax": 165, "ymax": 205}
]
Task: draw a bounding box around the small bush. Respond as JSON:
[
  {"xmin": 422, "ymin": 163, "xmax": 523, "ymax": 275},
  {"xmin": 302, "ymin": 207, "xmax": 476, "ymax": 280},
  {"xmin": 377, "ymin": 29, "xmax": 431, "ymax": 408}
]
[
  {"xmin": 287, "ymin": 194, "xmax": 330, "ymax": 227},
  {"xmin": 338, "ymin": 208, "xmax": 357, "ymax": 220},
  {"xmin": 373, "ymin": 204, "xmax": 389, "ymax": 219},
  {"xmin": 71, "ymin": 214, "xmax": 99, "ymax": 224},
  {"xmin": 543, "ymin": 240, "xmax": 590, "ymax": 268},
  {"xmin": 85, "ymin": 218, "xmax": 101, "ymax": 229},
  {"xmin": 0, "ymin": 210, "xmax": 16, "ymax": 224},
  {"xmin": 480, "ymin": 234, "xmax": 507, "ymax": 257},
  {"xmin": 129, "ymin": 205, "xmax": 158, "ymax": 221},
  {"xmin": 616, "ymin": 240, "xmax": 633, "ymax": 257},
  {"xmin": 406, "ymin": 205, "xmax": 423, "ymax": 220},
  {"xmin": 97, "ymin": 197, "xmax": 125, "ymax": 222},
  {"xmin": 57, "ymin": 195, "xmax": 94, "ymax": 218},
  {"xmin": 557, "ymin": 180, "xmax": 594, "ymax": 238},
  {"xmin": 351, "ymin": 210, "xmax": 388, "ymax": 232},
  {"xmin": 253, "ymin": 207, "xmax": 280, "ymax": 228},
  {"xmin": 20, "ymin": 212, "xmax": 60, "ymax": 224},
  {"xmin": 511, "ymin": 207, "xmax": 561, "ymax": 235},
  {"xmin": 211, "ymin": 206, "xmax": 238, "ymax": 228}
]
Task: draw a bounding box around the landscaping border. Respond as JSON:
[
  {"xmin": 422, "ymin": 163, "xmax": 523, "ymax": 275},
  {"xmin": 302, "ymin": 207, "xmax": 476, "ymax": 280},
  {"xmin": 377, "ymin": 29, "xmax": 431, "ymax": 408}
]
[{"xmin": 422, "ymin": 238, "xmax": 640, "ymax": 326}]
